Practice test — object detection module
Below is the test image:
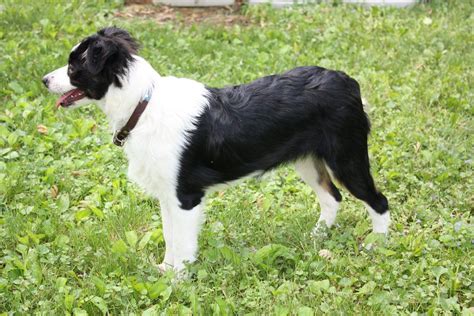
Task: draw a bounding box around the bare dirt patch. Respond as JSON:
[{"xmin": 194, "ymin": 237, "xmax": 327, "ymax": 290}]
[{"xmin": 115, "ymin": 3, "xmax": 250, "ymax": 26}]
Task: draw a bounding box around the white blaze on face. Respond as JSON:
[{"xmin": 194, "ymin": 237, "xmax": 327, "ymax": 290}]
[
  {"xmin": 43, "ymin": 41, "xmax": 82, "ymax": 94},
  {"xmin": 71, "ymin": 42, "xmax": 81, "ymax": 52},
  {"xmin": 43, "ymin": 65, "xmax": 74, "ymax": 94}
]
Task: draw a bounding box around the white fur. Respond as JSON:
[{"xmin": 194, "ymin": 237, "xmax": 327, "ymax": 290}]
[
  {"xmin": 367, "ymin": 205, "xmax": 390, "ymax": 234},
  {"xmin": 44, "ymin": 46, "xmax": 389, "ymax": 274},
  {"xmin": 295, "ymin": 157, "xmax": 340, "ymax": 230},
  {"xmin": 120, "ymin": 57, "xmax": 209, "ymax": 272},
  {"xmin": 44, "ymin": 54, "xmax": 209, "ymax": 273},
  {"xmin": 43, "ymin": 66, "xmax": 74, "ymax": 94},
  {"xmin": 43, "ymin": 65, "xmax": 95, "ymax": 109},
  {"xmin": 295, "ymin": 157, "xmax": 389, "ymax": 234}
]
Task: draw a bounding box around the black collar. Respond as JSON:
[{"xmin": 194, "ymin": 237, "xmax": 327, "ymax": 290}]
[{"xmin": 113, "ymin": 88, "xmax": 153, "ymax": 147}]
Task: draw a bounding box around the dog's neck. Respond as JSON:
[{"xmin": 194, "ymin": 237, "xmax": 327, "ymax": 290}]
[{"xmin": 99, "ymin": 56, "xmax": 160, "ymax": 132}]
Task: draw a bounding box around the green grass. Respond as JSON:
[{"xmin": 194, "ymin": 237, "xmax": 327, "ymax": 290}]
[{"xmin": 1, "ymin": 0, "xmax": 473, "ymax": 314}]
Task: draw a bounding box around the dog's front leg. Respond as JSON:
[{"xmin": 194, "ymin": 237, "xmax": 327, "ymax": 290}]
[
  {"xmin": 169, "ymin": 199, "xmax": 205, "ymax": 273},
  {"xmin": 157, "ymin": 199, "xmax": 174, "ymax": 273}
]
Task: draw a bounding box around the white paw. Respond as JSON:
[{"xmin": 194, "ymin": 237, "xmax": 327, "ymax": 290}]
[
  {"xmin": 371, "ymin": 211, "xmax": 390, "ymax": 234},
  {"xmin": 157, "ymin": 262, "xmax": 173, "ymax": 274},
  {"xmin": 366, "ymin": 207, "xmax": 390, "ymax": 234},
  {"xmin": 311, "ymin": 220, "xmax": 332, "ymax": 238},
  {"xmin": 173, "ymin": 268, "xmax": 190, "ymax": 281},
  {"xmin": 157, "ymin": 262, "xmax": 190, "ymax": 281}
]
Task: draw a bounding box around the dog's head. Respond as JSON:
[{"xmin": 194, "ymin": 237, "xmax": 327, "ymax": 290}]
[{"xmin": 43, "ymin": 27, "xmax": 139, "ymax": 108}]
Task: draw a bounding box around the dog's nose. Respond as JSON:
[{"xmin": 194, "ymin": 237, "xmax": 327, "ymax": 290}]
[{"xmin": 42, "ymin": 76, "xmax": 49, "ymax": 87}]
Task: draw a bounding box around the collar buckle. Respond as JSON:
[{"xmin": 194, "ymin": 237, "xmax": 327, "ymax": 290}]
[{"xmin": 113, "ymin": 129, "xmax": 129, "ymax": 147}]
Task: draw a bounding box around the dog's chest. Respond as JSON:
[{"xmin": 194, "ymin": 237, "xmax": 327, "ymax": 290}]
[
  {"xmin": 117, "ymin": 76, "xmax": 209, "ymax": 198},
  {"xmin": 124, "ymin": 132, "xmax": 181, "ymax": 197}
]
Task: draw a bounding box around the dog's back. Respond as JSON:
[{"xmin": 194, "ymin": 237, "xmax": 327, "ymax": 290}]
[{"xmin": 182, "ymin": 66, "xmax": 370, "ymax": 179}]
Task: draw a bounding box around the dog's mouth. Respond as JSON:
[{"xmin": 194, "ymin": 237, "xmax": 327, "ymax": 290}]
[{"xmin": 56, "ymin": 88, "xmax": 86, "ymax": 108}]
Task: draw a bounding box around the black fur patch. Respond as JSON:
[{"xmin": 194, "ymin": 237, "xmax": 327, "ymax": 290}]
[
  {"xmin": 177, "ymin": 66, "xmax": 388, "ymax": 214},
  {"xmin": 67, "ymin": 27, "xmax": 138, "ymax": 100}
]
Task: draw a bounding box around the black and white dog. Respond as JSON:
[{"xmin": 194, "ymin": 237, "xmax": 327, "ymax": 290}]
[{"xmin": 43, "ymin": 27, "xmax": 389, "ymax": 273}]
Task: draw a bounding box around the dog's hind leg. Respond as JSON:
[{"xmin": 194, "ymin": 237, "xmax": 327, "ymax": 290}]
[
  {"xmin": 295, "ymin": 157, "xmax": 342, "ymax": 231},
  {"xmin": 325, "ymin": 149, "xmax": 390, "ymax": 234}
]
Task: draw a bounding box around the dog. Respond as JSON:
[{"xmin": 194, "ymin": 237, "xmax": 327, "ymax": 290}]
[{"xmin": 43, "ymin": 27, "xmax": 389, "ymax": 273}]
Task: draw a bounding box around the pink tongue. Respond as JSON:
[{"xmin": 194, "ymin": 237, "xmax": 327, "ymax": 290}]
[{"xmin": 56, "ymin": 89, "xmax": 84, "ymax": 108}]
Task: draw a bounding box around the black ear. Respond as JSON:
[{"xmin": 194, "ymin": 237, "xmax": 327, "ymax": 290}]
[
  {"xmin": 86, "ymin": 38, "xmax": 117, "ymax": 75},
  {"xmin": 98, "ymin": 27, "xmax": 139, "ymax": 54}
]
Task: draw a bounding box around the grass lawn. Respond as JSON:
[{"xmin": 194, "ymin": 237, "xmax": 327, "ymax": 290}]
[{"xmin": 1, "ymin": 0, "xmax": 473, "ymax": 314}]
